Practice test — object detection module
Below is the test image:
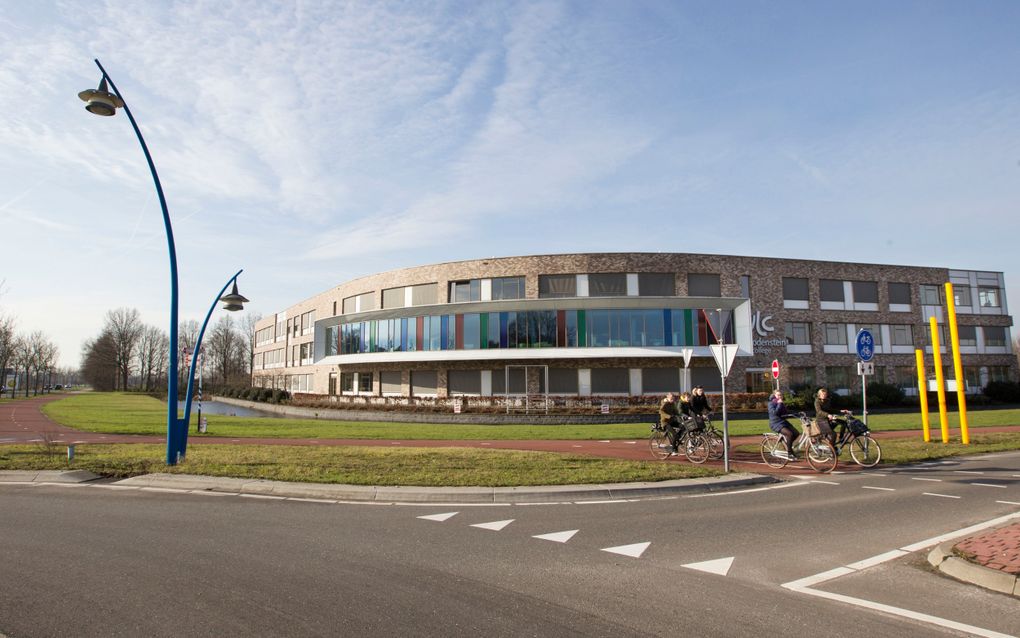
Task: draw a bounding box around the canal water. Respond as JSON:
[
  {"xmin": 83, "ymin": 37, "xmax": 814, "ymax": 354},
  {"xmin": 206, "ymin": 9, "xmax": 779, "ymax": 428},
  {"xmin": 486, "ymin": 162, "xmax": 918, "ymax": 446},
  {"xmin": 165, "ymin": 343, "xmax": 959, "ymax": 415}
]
[{"xmin": 176, "ymin": 400, "xmax": 282, "ymax": 418}]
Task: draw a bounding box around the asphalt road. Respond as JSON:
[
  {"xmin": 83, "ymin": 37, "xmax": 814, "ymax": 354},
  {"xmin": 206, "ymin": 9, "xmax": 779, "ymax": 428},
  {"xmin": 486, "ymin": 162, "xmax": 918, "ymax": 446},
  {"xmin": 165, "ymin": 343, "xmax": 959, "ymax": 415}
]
[{"xmin": 3, "ymin": 453, "xmax": 1019, "ymax": 637}]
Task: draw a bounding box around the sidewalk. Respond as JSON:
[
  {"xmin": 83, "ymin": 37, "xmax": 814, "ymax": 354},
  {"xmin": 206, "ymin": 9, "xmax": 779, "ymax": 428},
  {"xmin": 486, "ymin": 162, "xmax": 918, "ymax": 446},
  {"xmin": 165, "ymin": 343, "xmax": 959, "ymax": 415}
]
[{"xmin": 928, "ymin": 523, "xmax": 1020, "ymax": 597}]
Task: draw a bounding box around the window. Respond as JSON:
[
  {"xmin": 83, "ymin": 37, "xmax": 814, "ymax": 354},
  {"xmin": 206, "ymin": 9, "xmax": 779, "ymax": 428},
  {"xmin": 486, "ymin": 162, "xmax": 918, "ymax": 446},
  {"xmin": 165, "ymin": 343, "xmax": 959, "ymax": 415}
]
[
  {"xmin": 449, "ymin": 370, "xmax": 481, "ymax": 395},
  {"xmin": 687, "ymin": 273, "xmax": 721, "ymax": 297},
  {"xmin": 988, "ymin": 366, "xmax": 1011, "ymax": 383},
  {"xmin": 739, "ymin": 275, "xmax": 750, "ymax": 299},
  {"xmin": 411, "ymin": 370, "xmax": 438, "ymax": 395},
  {"xmin": 823, "ymin": 323, "xmax": 847, "ymax": 345},
  {"xmin": 492, "ymin": 368, "xmax": 526, "ymax": 394},
  {"xmin": 745, "ymin": 370, "xmax": 773, "ymax": 393},
  {"xmin": 638, "ymin": 273, "xmax": 674, "ymax": 296},
  {"xmin": 978, "ymin": 287, "xmax": 1001, "ymax": 308},
  {"xmin": 380, "ymin": 371, "xmax": 402, "ymax": 394},
  {"xmin": 691, "ymin": 367, "xmax": 721, "ymax": 392},
  {"xmin": 588, "ymin": 273, "xmax": 627, "ymax": 296},
  {"xmin": 894, "ymin": 366, "xmax": 917, "ymax": 389},
  {"xmin": 591, "ymin": 368, "xmax": 630, "ymax": 393},
  {"xmin": 301, "ymin": 310, "xmax": 315, "ymax": 335},
  {"xmin": 825, "ymin": 366, "xmax": 852, "ymax": 390},
  {"xmin": 538, "ymin": 274, "xmax": 576, "ymax": 298},
  {"xmin": 328, "ymin": 373, "xmax": 337, "ymax": 395},
  {"xmin": 852, "ymin": 281, "xmax": 878, "ymax": 304},
  {"xmin": 642, "ymin": 368, "xmax": 679, "ymax": 394},
  {"xmin": 785, "ymin": 322, "xmax": 811, "ymax": 345},
  {"xmin": 358, "ymin": 373, "xmax": 373, "ymax": 393},
  {"xmin": 957, "ymin": 325, "xmax": 977, "ymax": 347},
  {"xmin": 920, "ymin": 285, "xmax": 941, "ymax": 305},
  {"xmin": 855, "ymin": 324, "xmax": 883, "ymax": 345},
  {"xmin": 788, "ymin": 367, "xmax": 816, "ymax": 390},
  {"xmin": 782, "ymin": 277, "xmax": 809, "ymax": 301},
  {"xmin": 549, "ymin": 368, "xmax": 579, "ymax": 394},
  {"xmin": 953, "ymin": 286, "xmax": 972, "ymax": 307},
  {"xmin": 888, "ymin": 282, "xmax": 911, "ymax": 305},
  {"xmin": 340, "ymin": 372, "xmax": 355, "ymax": 392},
  {"xmin": 491, "ymin": 276, "xmax": 525, "ymax": 300},
  {"xmin": 819, "ymin": 280, "xmax": 844, "ymax": 302},
  {"xmin": 449, "ymin": 279, "xmax": 481, "ymax": 303},
  {"xmin": 983, "ymin": 326, "xmax": 1007, "ymax": 347},
  {"xmin": 410, "ymin": 283, "xmax": 438, "ymax": 306},
  {"xmin": 343, "ymin": 292, "xmax": 375, "ymax": 314},
  {"xmin": 890, "ymin": 324, "xmax": 913, "ymax": 346},
  {"xmin": 382, "ymin": 287, "xmax": 405, "ymax": 309}
]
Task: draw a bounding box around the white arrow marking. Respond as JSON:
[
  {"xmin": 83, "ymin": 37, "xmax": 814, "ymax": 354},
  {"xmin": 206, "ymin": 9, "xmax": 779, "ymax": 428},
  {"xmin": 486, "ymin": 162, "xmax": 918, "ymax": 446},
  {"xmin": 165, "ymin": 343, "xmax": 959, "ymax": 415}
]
[
  {"xmin": 417, "ymin": 512, "xmax": 459, "ymax": 522},
  {"xmin": 601, "ymin": 542, "xmax": 650, "ymax": 558},
  {"xmin": 471, "ymin": 519, "xmax": 515, "ymax": 531},
  {"xmin": 533, "ymin": 530, "xmax": 579, "ymax": 543},
  {"xmin": 682, "ymin": 556, "xmax": 734, "ymax": 576}
]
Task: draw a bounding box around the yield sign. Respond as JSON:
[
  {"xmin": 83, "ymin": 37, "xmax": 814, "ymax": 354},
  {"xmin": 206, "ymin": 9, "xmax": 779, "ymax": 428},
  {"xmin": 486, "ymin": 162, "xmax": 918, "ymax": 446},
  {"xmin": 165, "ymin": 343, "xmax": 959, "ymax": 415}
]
[{"xmin": 709, "ymin": 344, "xmax": 738, "ymax": 378}]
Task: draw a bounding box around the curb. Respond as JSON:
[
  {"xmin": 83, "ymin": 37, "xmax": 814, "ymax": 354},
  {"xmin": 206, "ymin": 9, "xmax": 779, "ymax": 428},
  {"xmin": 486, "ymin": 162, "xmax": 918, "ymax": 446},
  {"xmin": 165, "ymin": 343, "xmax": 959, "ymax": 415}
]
[
  {"xmin": 1, "ymin": 470, "xmax": 778, "ymax": 504},
  {"xmin": 928, "ymin": 541, "xmax": 1020, "ymax": 597}
]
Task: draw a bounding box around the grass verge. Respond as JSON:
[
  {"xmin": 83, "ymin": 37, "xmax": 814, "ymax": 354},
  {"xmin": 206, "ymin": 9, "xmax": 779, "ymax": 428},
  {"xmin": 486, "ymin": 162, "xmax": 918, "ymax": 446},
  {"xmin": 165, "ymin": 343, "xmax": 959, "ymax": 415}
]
[{"xmin": 0, "ymin": 443, "xmax": 719, "ymax": 487}]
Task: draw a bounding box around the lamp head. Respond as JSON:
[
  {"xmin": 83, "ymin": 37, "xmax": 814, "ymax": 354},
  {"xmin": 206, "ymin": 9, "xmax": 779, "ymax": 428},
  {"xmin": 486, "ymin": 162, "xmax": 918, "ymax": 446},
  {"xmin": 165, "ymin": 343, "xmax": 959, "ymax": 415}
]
[
  {"xmin": 220, "ymin": 280, "xmax": 250, "ymax": 312},
  {"xmin": 77, "ymin": 77, "xmax": 124, "ymax": 116}
]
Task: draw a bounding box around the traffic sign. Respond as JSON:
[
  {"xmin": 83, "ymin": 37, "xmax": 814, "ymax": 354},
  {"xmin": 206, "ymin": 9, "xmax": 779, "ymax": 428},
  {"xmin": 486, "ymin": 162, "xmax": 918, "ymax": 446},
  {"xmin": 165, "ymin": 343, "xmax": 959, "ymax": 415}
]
[
  {"xmin": 710, "ymin": 344, "xmax": 739, "ymax": 378},
  {"xmin": 858, "ymin": 362, "xmax": 875, "ymax": 376},
  {"xmin": 771, "ymin": 359, "xmax": 780, "ymax": 379},
  {"xmin": 856, "ymin": 329, "xmax": 875, "ymax": 362}
]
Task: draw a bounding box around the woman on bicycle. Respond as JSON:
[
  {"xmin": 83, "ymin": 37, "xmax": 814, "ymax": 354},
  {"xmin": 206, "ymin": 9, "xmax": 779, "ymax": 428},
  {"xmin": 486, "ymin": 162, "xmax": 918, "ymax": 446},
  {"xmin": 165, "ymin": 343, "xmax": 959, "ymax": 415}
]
[
  {"xmin": 691, "ymin": 386, "xmax": 712, "ymax": 427},
  {"xmin": 813, "ymin": 387, "xmax": 837, "ymax": 445},
  {"xmin": 658, "ymin": 392, "xmax": 682, "ymax": 454},
  {"xmin": 767, "ymin": 390, "xmax": 799, "ymax": 459},
  {"xmin": 678, "ymin": 392, "xmax": 699, "ymax": 430}
]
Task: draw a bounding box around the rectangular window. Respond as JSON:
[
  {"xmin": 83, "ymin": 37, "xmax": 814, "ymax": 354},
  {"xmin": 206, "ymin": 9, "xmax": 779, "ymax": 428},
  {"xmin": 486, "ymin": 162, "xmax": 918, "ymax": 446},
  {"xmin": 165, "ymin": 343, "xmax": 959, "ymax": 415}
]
[
  {"xmin": 691, "ymin": 367, "xmax": 722, "ymax": 392},
  {"xmin": 410, "ymin": 283, "xmax": 438, "ymax": 306},
  {"xmin": 538, "ymin": 274, "xmax": 577, "ymax": 298},
  {"xmin": 988, "ymin": 366, "xmax": 1010, "ymax": 383},
  {"xmin": 953, "ymin": 286, "xmax": 972, "ymax": 307},
  {"xmin": 642, "ymin": 368, "xmax": 679, "ymax": 394},
  {"xmin": 957, "ymin": 325, "xmax": 977, "ymax": 347},
  {"xmin": 411, "ymin": 370, "xmax": 438, "ymax": 396},
  {"xmin": 687, "ymin": 273, "xmax": 721, "ymax": 297},
  {"xmin": 823, "ymin": 323, "xmax": 848, "ymax": 345},
  {"xmin": 590, "ymin": 368, "xmax": 630, "ymax": 394},
  {"xmin": 852, "ymin": 281, "xmax": 878, "ymax": 304},
  {"xmin": 739, "ymin": 275, "xmax": 750, "ymax": 299},
  {"xmin": 890, "ymin": 324, "xmax": 914, "ymax": 346},
  {"xmin": 462, "ymin": 313, "xmax": 481, "ymax": 349},
  {"xmin": 920, "ymin": 285, "xmax": 942, "ymax": 305},
  {"xmin": 449, "ymin": 279, "xmax": 481, "ymax": 303},
  {"xmin": 492, "ymin": 368, "xmax": 526, "ymax": 394},
  {"xmin": 340, "ymin": 372, "xmax": 355, "ymax": 393},
  {"xmin": 825, "ymin": 366, "xmax": 852, "ymax": 390},
  {"xmin": 983, "ymin": 326, "xmax": 1007, "ymax": 347},
  {"xmin": 491, "ymin": 276, "xmax": 525, "ymax": 300},
  {"xmin": 978, "ymin": 287, "xmax": 1001, "ymax": 308},
  {"xmin": 782, "ymin": 277, "xmax": 809, "ymax": 301},
  {"xmin": 588, "ymin": 273, "xmax": 627, "ymax": 296},
  {"xmin": 549, "ymin": 368, "xmax": 579, "ymax": 394},
  {"xmin": 785, "ymin": 322, "xmax": 811, "ymax": 345},
  {"xmin": 894, "ymin": 366, "xmax": 917, "ymax": 389},
  {"xmin": 358, "ymin": 373, "xmax": 373, "ymax": 393},
  {"xmin": 888, "ymin": 282, "xmax": 911, "ymax": 305},
  {"xmin": 819, "ymin": 279, "xmax": 845, "ymax": 302},
  {"xmin": 380, "ymin": 371, "xmax": 402, "ymax": 393},
  {"xmin": 382, "ymin": 287, "xmax": 405, "ymax": 309},
  {"xmin": 449, "ymin": 370, "xmax": 482, "ymax": 395},
  {"xmin": 638, "ymin": 273, "xmax": 674, "ymax": 296},
  {"xmin": 788, "ymin": 366, "xmax": 816, "ymax": 390}
]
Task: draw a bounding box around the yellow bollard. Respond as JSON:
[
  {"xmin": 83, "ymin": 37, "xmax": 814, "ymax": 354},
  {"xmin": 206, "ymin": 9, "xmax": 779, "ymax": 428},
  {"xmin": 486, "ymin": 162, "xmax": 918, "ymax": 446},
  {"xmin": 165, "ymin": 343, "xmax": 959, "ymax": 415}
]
[
  {"xmin": 930, "ymin": 316, "xmax": 950, "ymax": 443},
  {"xmin": 915, "ymin": 349, "xmax": 931, "ymax": 442},
  {"xmin": 944, "ymin": 283, "xmax": 970, "ymax": 444}
]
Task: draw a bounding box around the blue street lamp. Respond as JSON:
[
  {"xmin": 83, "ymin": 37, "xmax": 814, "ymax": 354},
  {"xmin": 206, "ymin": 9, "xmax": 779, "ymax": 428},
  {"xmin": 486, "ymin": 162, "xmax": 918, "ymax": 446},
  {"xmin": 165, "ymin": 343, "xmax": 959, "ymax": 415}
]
[{"xmin": 78, "ymin": 59, "xmax": 247, "ymax": 465}]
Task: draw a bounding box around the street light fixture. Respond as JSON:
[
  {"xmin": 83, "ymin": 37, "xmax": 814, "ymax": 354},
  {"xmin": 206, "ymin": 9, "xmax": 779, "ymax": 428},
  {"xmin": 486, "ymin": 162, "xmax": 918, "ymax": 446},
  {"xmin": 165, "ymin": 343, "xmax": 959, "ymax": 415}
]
[{"xmin": 78, "ymin": 59, "xmax": 246, "ymax": 465}]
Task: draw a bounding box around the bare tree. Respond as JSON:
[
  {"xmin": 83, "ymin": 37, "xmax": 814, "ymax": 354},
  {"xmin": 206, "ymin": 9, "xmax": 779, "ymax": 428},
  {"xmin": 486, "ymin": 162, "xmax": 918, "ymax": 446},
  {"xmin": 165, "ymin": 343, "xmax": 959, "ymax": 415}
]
[
  {"xmin": 27, "ymin": 333, "xmax": 58, "ymax": 394},
  {"xmin": 0, "ymin": 313, "xmax": 16, "ymax": 392},
  {"xmin": 207, "ymin": 316, "xmax": 245, "ymax": 385},
  {"xmin": 239, "ymin": 312, "xmax": 262, "ymax": 386},
  {"xmin": 105, "ymin": 308, "xmax": 144, "ymax": 390},
  {"xmin": 136, "ymin": 325, "xmax": 169, "ymax": 391},
  {"xmin": 11, "ymin": 335, "xmax": 31, "ymax": 397}
]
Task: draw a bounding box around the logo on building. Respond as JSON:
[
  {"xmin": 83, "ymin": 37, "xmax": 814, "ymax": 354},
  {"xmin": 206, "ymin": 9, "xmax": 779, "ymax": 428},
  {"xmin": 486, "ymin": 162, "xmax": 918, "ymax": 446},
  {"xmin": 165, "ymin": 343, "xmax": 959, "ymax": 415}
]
[{"xmin": 752, "ymin": 309, "xmax": 787, "ymax": 353}]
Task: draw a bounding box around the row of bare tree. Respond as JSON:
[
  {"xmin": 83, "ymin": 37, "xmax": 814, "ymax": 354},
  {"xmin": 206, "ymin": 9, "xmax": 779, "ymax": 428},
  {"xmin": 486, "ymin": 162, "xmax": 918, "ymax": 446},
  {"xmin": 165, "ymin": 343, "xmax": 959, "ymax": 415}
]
[
  {"xmin": 0, "ymin": 313, "xmax": 62, "ymax": 397},
  {"xmin": 80, "ymin": 307, "xmax": 262, "ymax": 393}
]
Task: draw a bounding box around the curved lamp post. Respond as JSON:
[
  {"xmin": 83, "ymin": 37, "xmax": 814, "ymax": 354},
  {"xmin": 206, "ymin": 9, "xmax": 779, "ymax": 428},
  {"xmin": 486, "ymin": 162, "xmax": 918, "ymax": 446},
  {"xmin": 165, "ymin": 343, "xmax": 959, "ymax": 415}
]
[{"xmin": 78, "ymin": 59, "xmax": 247, "ymax": 464}]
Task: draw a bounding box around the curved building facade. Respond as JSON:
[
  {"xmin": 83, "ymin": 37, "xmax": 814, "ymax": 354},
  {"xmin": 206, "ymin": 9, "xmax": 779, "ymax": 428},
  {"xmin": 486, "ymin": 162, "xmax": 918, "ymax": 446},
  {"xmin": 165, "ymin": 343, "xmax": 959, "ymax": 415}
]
[{"xmin": 252, "ymin": 253, "xmax": 1016, "ymax": 399}]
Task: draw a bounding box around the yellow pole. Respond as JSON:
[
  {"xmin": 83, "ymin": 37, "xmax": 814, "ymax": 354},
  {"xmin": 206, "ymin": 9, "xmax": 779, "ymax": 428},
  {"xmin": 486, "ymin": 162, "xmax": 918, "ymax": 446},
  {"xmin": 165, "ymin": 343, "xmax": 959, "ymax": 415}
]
[
  {"xmin": 929, "ymin": 316, "xmax": 950, "ymax": 443},
  {"xmin": 915, "ymin": 349, "xmax": 931, "ymax": 442},
  {"xmin": 944, "ymin": 283, "xmax": 970, "ymax": 444}
]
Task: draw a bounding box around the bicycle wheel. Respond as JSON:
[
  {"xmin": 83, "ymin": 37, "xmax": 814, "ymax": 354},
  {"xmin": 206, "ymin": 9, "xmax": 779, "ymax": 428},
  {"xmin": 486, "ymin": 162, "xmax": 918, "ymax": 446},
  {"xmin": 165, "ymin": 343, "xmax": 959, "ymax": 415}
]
[
  {"xmin": 706, "ymin": 429, "xmax": 724, "ymax": 460},
  {"xmin": 649, "ymin": 429, "xmax": 672, "ymax": 460},
  {"xmin": 849, "ymin": 435, "xmax": 882, "ymax": 467},
  {"xmin": 683, "ymin": 433, "xmax": 710, "ymax": 464},
  {"xmin": 760, "ymin": 434, "xmax": 789, "ymax": 468},
  {"xmin": 806, "ymin": 439, "xmax": 838, "ymax": 473}
]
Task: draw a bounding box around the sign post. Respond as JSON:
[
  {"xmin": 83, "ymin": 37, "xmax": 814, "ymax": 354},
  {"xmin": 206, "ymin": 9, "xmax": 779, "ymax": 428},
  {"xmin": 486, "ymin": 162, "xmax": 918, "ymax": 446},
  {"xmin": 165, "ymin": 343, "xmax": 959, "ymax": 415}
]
[
  {"xmin": 771, "ymin": 359, "xmax": 780, "ymax": 391},
  {"xmin": 855, "ymin": 329, "xmax": 874, "ymax": 428},
  {"xmin": 709, "ymin": 343, "xmax": 739, "ymax": 473}
]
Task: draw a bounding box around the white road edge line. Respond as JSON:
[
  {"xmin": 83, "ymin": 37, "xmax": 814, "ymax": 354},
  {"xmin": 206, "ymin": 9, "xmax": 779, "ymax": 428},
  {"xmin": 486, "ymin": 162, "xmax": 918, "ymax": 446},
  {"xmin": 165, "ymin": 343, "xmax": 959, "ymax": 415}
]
[
  {"xmin": 782, "ymin": 510, "xmax": 1020, "ymax": 638},
  {"xmin": 686, "ymin": 481, "xmax": 810, "ymax": 498}
]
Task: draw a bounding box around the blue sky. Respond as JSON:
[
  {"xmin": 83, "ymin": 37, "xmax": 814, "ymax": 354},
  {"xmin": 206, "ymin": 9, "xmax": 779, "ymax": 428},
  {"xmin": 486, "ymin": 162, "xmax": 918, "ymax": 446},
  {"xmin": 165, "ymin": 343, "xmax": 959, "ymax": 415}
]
[{"xmin": 1, "ymin": 0, "xmax": 1018, "ymax": 367}]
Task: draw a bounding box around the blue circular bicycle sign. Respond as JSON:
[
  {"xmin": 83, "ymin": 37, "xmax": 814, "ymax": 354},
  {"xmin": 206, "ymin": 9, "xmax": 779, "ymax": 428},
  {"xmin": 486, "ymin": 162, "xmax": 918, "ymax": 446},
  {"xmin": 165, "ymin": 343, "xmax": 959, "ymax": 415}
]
[{"xmin": 856, "ymin": 329, "xmax": 875, "ymax": 362}]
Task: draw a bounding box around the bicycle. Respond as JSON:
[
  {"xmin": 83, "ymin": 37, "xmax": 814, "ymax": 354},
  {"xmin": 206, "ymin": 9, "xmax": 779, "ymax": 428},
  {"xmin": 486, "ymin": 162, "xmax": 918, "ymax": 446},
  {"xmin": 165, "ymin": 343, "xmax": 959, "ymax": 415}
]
[
  {"xmin": 759, "ymin": 412, "xmax": 838, "ymax": 473},
  {"xmin": 697, "ymin": 414, "xmax": 725, "ymax": 460},
  {"xmin": 649, "ymin": 418, "xmax": 711, "ymax": 464},
  {"xmin": 829, "ymin": 409, "xmax": 882, "ymax": 467}
]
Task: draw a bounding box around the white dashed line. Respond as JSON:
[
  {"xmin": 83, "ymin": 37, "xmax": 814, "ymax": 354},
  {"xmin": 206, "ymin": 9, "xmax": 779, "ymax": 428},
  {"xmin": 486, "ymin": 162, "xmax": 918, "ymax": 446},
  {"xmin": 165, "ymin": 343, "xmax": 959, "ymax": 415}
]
[
  {"xmin": 911, "ymin": 477, "xmax": 942, "ymax": 482},
  {"xmin": 970, "ymin": 483, "xmax": 1007, "ymax": 489},
  {"xmin": 996, "ymin": 501, "xmax": 1020, "ymax": 506},
  {"xmin": 923, "ymin": 492, "xmax": 961, "ymax": 499},
  {"xmin": 862, "ymin": 486, "xmax": 895, "ymax": 492},
  {"xmin": 954, "ymin": 470, "xmax": 984, "ymax": 475}
]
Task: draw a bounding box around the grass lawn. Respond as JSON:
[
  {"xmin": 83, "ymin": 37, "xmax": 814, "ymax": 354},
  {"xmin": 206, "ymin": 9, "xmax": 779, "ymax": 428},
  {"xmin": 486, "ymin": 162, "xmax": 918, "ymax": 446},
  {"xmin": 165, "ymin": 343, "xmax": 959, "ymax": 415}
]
[
  {"xmin": 0, "ymin": 443, "xmax": 720, "ymax": 486},
  {"xmin": 42, "ymin": 392, "xmax": 1020, "ymax": 440}
]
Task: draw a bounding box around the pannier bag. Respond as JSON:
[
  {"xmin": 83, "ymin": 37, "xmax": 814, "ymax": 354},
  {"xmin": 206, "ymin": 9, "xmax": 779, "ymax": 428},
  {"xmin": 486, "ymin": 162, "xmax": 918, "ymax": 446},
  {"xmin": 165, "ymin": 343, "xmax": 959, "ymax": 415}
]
[
  {"xmin": 848, "ymin": 418, "xmax": 868, "ymax": 435},
  {"xmin": 807, "ymin": 419, "xmax": 822, "ymax": 437}
]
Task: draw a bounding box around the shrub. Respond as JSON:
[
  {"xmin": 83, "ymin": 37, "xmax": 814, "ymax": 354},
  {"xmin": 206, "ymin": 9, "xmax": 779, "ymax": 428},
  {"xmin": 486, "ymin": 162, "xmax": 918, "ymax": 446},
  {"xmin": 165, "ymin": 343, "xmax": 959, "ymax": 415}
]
[
  {"xmin": 862, "ymin": 382, "xmax": 905, "ymax": 407},
  {"xmin": 270, "ymin": 388, "xmax": 290, "ymax": 404},
  {"xmin": 984, "ymin": 381, "xmax": 1020, "ymax": 403}
]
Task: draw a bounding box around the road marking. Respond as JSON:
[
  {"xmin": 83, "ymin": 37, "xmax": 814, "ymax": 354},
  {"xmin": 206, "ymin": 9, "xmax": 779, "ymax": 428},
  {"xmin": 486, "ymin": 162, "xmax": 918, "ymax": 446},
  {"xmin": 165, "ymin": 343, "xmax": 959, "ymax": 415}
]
[
  {"xmin": 287, "ymin": 497, "xmax": 337, "ymax": 504},
  {"xmin": 471, "ymin": 519, "xmax": 514, "ymax": 531},
  {"xmin": 599, "ymin": 440, "xmax": 611, "ymax": 443},
  {"xmin": 240, "ymin": 494, "xmax": 286, "ymax": 500},
  {"xmin": 970, "ymin": 483, "xmax": 1007, "ymax": 489},
  {"xmin": 954, "ymin": 470, "xmax": 984, "ymax": 475},
  {"xmin": 576, "ymin": 499, "xmax": 629, "ymax": 505},
  {"xmin": 625, "ymin": 441, "xmax": 637, "ymax": 445},
  {"xmin": 682, "ymin": 556, "xmax": 734, "ymax": 576},
  {"xmin": 601, "ymin": 542, "xmax": 650, "ymax": 558},
  {"xmin": 922, "ymin": 492, "xmax": 960, "ymax": 499},
  {"xmin": 141, "ymin": 487, "xmax": 190, "ymax": 494},
  {"xmin": 417, "ymin": 512, "xmax": 458, "ymax": 522},
  {"xmin": 686, "ymin": 482, "xmax": 809, "ymax": 498},
  {"xmin": 862, "ymin": 486, "xmax": 895, "ymax": 491},
  {"xmin": 811, "ymin": 480, "xmax": 840, "ymax": 486},
  {"xmin": 533, "ymin": 530, "xmax": 578, "ymax": 543},
  {"xmin": 911, "ymin": 477, "xmax": 942, "ymax": 482},
  {"xmin": 783, "ymin": 510, "xmax": 1020, "ymax": 638},
  {"xmin": 997, "ymin": 501, "xmax": 1020, "ymax": 506},
  {"xmin": 90, "ymin": 485, "xmax": 140, "ymax": 491}
]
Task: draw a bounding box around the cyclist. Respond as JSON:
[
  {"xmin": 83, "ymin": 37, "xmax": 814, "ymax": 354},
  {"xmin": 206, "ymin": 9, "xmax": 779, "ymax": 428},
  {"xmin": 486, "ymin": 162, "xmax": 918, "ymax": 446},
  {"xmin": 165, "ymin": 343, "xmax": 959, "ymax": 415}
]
[
  {"xmin": 678, "ymin": 391, "xmax": 699, "ymax": 431},
  {"xmin": 658, "ymin": 392, "xmax": 682, "ymax": 455},
  {"xmin": 813, "ymin": 387, "xmax": 837, "ymax": 446},
  {"xmin": 767, "ymin": 389, "xmax": 799, "ymax": 459},
  {"xmin": 691, "ymin": 385, "xmax": 712, "ymax": 427}
]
